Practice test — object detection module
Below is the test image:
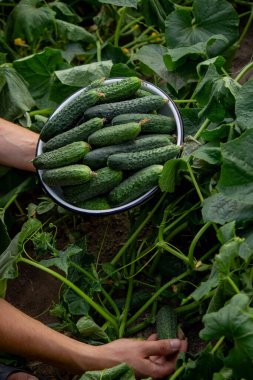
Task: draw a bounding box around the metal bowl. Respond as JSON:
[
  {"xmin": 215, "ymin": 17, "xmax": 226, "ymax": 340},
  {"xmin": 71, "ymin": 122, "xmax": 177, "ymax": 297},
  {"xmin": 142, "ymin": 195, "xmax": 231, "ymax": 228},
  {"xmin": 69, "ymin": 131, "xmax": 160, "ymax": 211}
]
[{"xmin": 36, "ymin": 78, "xmax": 184, "ymax": 215}]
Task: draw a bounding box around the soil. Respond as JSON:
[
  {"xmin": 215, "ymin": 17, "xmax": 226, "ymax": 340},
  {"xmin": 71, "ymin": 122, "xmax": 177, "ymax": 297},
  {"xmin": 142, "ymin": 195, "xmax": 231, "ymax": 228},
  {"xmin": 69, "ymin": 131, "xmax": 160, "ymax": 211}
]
[{"xmin": 4, "ymin": 22, "xmax": 253, "ymax": 379}]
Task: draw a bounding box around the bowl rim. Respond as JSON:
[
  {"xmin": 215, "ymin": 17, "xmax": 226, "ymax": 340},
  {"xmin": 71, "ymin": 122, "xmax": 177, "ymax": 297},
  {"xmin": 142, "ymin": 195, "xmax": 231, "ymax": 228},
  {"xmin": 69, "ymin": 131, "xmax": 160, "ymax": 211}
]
[{"xmin": 36, "ymin": 77, "xmax": 184, "ymax": 216}]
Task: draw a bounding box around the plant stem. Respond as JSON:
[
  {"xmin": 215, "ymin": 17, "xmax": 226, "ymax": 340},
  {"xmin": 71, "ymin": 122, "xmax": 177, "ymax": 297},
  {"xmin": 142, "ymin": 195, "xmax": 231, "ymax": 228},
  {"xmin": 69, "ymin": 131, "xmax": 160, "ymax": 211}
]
[
  {"xmin": 111, "ymin": 192, "xmax": 167, "ymax": 265},
  {"xmin": 238, "ymin": 7, "xmax": 253, "ymax": 47},
  {"xmin": 119, "ymin": 250, "xmax": 135, "ymax": 338},
  {"xmin": 226, "ymin": 275, "xmax": 240, "ymax": 294},
  {"xmin": 29, "ymin": 108, "xmax": 53, "ymax": 117},
  {"xmin": 20, "ymin": 257, "xmax": 119, "ymax": 331},
  {"xmin": 186, "ymin": 161, "xmax": 204, "ymax": 203},
  {"xmin": 188, "ymin": 222, "xmax": 212, "ymax": 268},
  {"xmin": 194, "ymin": 118, "xmax": 210, "ymax": 140},
  {"xmin": 235, "ymin": 61, "xmax": 253, "ymax": 83},
  {"xmin": 69, "ymin": 261, "xmax": 120, "ymax": 318},
  {"xmin": 211, "ymin": 336, "xmax": 225, "ymax": 354},
  {"xmin": 168, "ymin": 363, "xmax": 187, "ymax": 380},
  {"xmin": 173, "ymin": 99, "xmax": 197, "ymax": 104},
  {"xmin": 164, "ymin": 202, "xmax": 200, "ymax": 234},
  {"xmin": 96, "ymin": 39, "xmax": 102, "ymax": 62},
  {"xmin": 114, "ymin": 7, "xmax": 126, "ymax": 47},
  {"xmin": 158, "ymin": 241, "xmax": 190, "ymax": 266},
  {"xmin": 126, "ymin": 270, "xmax": 191, "ymax": 326}
]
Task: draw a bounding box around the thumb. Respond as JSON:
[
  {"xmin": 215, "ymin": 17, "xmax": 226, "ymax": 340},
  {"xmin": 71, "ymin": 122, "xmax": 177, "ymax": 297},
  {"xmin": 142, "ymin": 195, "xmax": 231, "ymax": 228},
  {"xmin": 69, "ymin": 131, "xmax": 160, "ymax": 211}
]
[{"xmin": 143, "ymin": 339, "xmax": 182, "ymax": 357}]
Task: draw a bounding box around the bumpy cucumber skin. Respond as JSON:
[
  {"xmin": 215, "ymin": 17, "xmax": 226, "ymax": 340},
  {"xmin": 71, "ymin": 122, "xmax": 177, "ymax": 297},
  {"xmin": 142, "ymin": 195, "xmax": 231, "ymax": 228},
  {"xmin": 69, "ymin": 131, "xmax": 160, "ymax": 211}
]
[
  {"xmin": 156, "ymin": 305, "xmax": 178, "ymax": 339},
  {"xmin": 42, "ymin": 165, "xmax": 94, "ymax": 186},
  {"xmin": 83, "ymin": 95, "xmax": 168, "ymax": 121},
  {"xmin": 40, "ymin": 90, "xmax": 102, "ymax": 142},
  {"xmin": 63, "ymin": 167, "xmax": 123, "ymax": 203},
  {"xmin": 88, "ymin": 122, "xmax": 141, "ymax": 147},
  {"xmin": 83, "ymin": 134, "xmax": 173, "ymax": 169},
  {"xmin": 107, "ymin": 144, "xmax": 180, "ymax": 171},
  {"xmin": 33, "ymin": 141, "xmax": 90, "ymax": 170},
  {"xmin": 108, "ymin": 164, "xmax": 163, "ymax": 206},
  {"xmin": 77, "ymin": 197, "xmax": 110, "ymax": 210},
  {"xmin": 95, "ymin": 77, "xmax": 142, "ymax": 103},
  {"xmin": 112, "ymin": 113, "xmax": 176, "ymax": 134},
  {"xmin": 43, "ymin": 118, "xmax": 105, "ymax": 152}
]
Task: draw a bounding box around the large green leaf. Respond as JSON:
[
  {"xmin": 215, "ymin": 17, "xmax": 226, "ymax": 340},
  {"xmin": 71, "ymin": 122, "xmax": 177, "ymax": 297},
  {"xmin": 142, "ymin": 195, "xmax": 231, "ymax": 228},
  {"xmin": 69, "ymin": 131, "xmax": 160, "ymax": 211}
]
[
  {"xmin": 217, "ymin": 129, "xmax": 253, "ymax": 203},
  {"xmin": 5, "ymin": 0, "xmax": 55, "ymax": 46},
  {"xmin": 235, "ymin": 76, "xmax": 253, "ymax": 130},
  {"xmin": 195, "ymin": 64, "xmax": 240, "ymax": 122},
  {"xmin": 202, "ymin": 193, "xmax": 253, "ymax": 225},
  {"xmin": 55, "ymin": 19, "xmax": 96, "ymax": 44},
  {"xmin": 200, "ymin": 294, "xmax": 253, "ymax": 368},
  {"xmin": 13, "ymin": 48, "xmax": 67, "ymax": 109},
  {"xmin": 0, "ymin": 66, "xmax": 35, "ymax": 120},
  {"xmin": 79, "ymin": 362, "xmax": 135, "ymax": 379},
  {"xmin": 138, "ymin": 0, "xmax": 174, "ymax": 31},
  {"xmin": 55, "ymin": 60, "xmax": 113, "ymax": 87},
  {"xmin": 165, "ymin": 0, "xmax": 239, "ymax": 56},
  {"xmin": 98, "ymin": 0, "xmax": 137, "ymax": 7}
]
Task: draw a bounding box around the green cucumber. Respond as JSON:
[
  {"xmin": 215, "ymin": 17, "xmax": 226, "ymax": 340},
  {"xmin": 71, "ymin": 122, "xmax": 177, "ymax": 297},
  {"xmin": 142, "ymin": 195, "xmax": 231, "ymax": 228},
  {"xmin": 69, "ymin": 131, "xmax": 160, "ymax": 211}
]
[
  {"xmin": 95, "ymin": 77, "xmax": 141, "ymax": 103},
  {"xmin": 88, "ymin": 122, "xmax": 141, "ymax": 147},
  {"xmin": 83, "ymin": 95, "xmax": 168, "ymax": 121},
  {"xmin": 156, "ymin": 305, "xmax": 178, "ymax": 339},
  {"xmin": 40, "ymin": 90, "xmax": 103, "ymax": 142},
  {"xmin": 33, "ymin": 141, "xmax": 90, "ymax": 170},
  {"xmin": 107, "ymin": 144, "xmax": 181, "ymax": 171},
  {"xmin": 112, "ymin": 113, "xmax": 176, "ymax": 134},
  {"xmin": 43, "ymin": 118, "xmax": 105, "ymax": 152},
  {"xmin": 77, "ymin": 196, "xmax": 110, "ymax": 210},
  {"xmin": 83, "ymin": 134, "xmax": 173, "ymax": 169},
  {"xmin": 108, "ymin": 164, "xmax": 163, "ymax": 206},
  {"xmin": 42, "ymin": 165, "xmax": 95, "ymax": 187},
  {"xmin": 63, "ymin": 167, "xmax": 123, "ymax": 203},
  {"xmin": 135, "ymin": 89, "xmax": 152, "ymax": 98}
]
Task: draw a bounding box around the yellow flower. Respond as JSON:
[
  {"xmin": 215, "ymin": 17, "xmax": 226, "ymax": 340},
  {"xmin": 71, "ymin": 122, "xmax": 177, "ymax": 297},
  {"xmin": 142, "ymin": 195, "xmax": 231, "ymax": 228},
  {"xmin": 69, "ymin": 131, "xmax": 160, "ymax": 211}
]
[
  {"xmin": 14, "ymin": 38, "xmax": 27, "ymax": 46},
  {"xmin": 122, "ymin": 47, "xmax": 129, "ymax": 54}
]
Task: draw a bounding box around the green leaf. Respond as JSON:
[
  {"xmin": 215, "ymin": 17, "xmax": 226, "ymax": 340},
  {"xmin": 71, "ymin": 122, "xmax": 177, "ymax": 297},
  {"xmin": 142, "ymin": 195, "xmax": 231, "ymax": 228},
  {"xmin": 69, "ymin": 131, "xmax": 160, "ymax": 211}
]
[
  {"xmin": 213, "ymin": 368, "xmax": 233, "ymax": 380},
  {"xmin": 79, "ymin": 362, "xmax": 135, "ymax": 379},
  {"xmin": 180, "ymin": 108, "xmax": 204, "ymax": 137},
  {"xmin": 138, "ymin": 0, "xmax": 174, "ymax": 31},
  {"xmin": 217, "ymin": 222, "xmax": 236, "ymax": 245},
  {"xmin": 0, "ymin": 66, "xmax": 35, "ymax": 120},
  {"xmin": 5, "ymin": 0, "xmax": 55, "ymax": 46},
  {"xmin": 55, "ymin": 60, "xmax": 113, "ymax": 87},
  {"xmin": 165, "ymin": 0, "xmax": 239, "ymax": 57},
  {"xmin": 76, "ymin": 315, "xmax": 109, "ymax": 342},
  {"xmin": 190, "ymin": 267, "xmax": 219, "ymax": 302},
  {"xmin": 55, "ymin": 19, "xmax": 96, "ymax": 44},
  {"xmin": 0, "ymin": 177, "xmax": 34, "ymax": 208},
  {"xmin": 201, "ymin": 123, "xmax": 231, "ymax": 142},
  {"xmin": 13, "ymin": 47, "xmax": 68, "ymax": 109},
  {"xmin": 214, "ymin": 239, "xmax": 242, "ymax": 276},
  {"xmin": 200, "ymin": 294, "xmax": 253, "ymax": 366},
  {"xmin": 202, "ymin": 193, "xmax": 253, "ymax": 225},
  {"xmin": 236, "ymin": 76, "xmax": 253, "ymax": 130},
  {"xmin": 0, "ymin": 210, "xmax": 10, "ymax": 255},
  {"xmin": 217, "ymin": 129, "xmax": 253, "ymax": 203},
  {"xmin": 49, "ymin": 1, "xmax": 82, "ymax": 24},
  {"xmin": 191, "ymin": 142, "xmax": 221, "ymax": 165},
  {"xmin": 197, "ymin": 56, "xmax": 226, "ymax": 77},
  {"xmin": 98, "ymin": 0, "xmax": 137, "ymax": 7},
  {"xmin": 159, "ymin": 158, "xmax": 187, "ymax": 193},
  {"xmin": 163, "ymin": 35, "xmax": 227, "ymax": 71},
  {"xmin": 40, "ymin": 245, "xmax": 82, "ymax": 275},
  {"xmin": 195, "ymin": 65, "xmax": 240, "ymax": 122}
]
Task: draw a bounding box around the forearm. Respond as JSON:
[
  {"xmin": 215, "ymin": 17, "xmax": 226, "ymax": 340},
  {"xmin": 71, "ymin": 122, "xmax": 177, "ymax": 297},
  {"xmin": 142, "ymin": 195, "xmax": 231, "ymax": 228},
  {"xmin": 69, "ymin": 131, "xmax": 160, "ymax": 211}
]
[
  {"xmin": 0, "ymin": 299, "xmax": 100, "ymax": 374},
  {"xmin": 0, "ymin": 118, "xmax": 38, "ymax": 172}
]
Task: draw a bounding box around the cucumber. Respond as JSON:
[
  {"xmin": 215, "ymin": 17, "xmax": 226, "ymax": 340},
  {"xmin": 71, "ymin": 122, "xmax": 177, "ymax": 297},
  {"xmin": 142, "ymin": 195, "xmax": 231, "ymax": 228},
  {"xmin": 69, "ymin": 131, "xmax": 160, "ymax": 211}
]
[
  {"xmin": 40, "ymin": 90, "xmax": 103, "ymax": 142},
  {"xmin": 33, "ymin": 141, "xmax": 90, "ymax": 170},
  {"xmin": 77, "ymin": 196, "xmax": 110, "ymax": 210},
  {"xmin": 63, "ymin": 167, "xmax": 123, "ymax": 203},
  {"xmin": 156, "ymin": 305, "xmax": 178, "ymax": 339},
  {"xmin": 95, "ymin": 77, "xmax": 142, "ymax": 103},
  {"xmin": 83, "ymin": 95, "xmax": 168, "ymax": 121},
  {"xmin": 43, "ymin": 118, "xmax": 105, "ymax": 152},
  {"xmin": 88, "ymin": 122, "xmax": 141, "ymax": 147},
  {"xmin": 112, "ymin": 113, "xmax": 176, "ymax": 134},
  {"xmin": 42, "ymin": 165, "xmax": 95, "ymax": 187},
  {"xmin": 107, "ymin": 144, "xmax": 181, "ymax": 171},
  {"xmin": 135, "ymin": 89, "xmax": 152, "ymax": 98},
  {"xmin": 83, "ymin": 134, "xmax": 173, "ymax": 169},
  {"xmin": 108, "ymin": 164, "xmax": 163, "ymax": 206}
]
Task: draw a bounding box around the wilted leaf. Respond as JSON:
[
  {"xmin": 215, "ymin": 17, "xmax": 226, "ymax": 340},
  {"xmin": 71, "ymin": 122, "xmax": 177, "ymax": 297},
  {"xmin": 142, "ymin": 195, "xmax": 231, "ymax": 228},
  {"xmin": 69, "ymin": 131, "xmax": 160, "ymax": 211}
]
[
  {"xmin": 79, "ymin": 362, "xmax": 135, "ymax": 379},
  {"xmin": 76, "ymin": 315, "xmax": 109, "ymax": 342}
]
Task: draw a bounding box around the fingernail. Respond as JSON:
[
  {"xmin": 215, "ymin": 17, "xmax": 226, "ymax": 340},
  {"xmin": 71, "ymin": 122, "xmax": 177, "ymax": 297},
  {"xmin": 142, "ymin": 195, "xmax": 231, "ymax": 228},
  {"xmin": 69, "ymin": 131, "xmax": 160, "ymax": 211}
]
[{"xmin": 170, "ymin": 339, "xmax": 181, "ymax": 350}]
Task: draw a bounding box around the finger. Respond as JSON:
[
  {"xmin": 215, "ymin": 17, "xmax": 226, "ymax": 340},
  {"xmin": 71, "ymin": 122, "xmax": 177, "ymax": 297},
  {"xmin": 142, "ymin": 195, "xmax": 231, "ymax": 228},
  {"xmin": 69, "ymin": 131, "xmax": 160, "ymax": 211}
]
[
  {"xmin": 142, "ymin": 339, "xmax": 182, "ymax": 357},
  {"xmin": 147, "ymin": 333, "xmax": 157, "ymax": 341},
  {"xmin": 180, "ymin": 339, "xmax": 188, "ymax": 353},
  {"xmin": 139, "ymin": 357, "xmax": 178, "ymax": 379}
]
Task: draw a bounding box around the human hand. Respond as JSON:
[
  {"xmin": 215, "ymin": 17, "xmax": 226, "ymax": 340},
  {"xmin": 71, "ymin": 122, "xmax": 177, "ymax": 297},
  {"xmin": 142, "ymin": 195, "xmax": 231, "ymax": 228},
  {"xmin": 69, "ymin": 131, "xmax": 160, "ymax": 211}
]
[{"xmin": 95, "ymin": 334, "xmax": 187, "ymax": 379}]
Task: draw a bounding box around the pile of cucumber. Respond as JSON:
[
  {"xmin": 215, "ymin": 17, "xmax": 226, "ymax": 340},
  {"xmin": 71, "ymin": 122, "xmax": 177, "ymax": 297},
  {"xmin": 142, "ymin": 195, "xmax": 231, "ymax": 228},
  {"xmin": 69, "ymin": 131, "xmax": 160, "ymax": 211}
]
[{"xmin": 33, "ymin": 77, "xmax": 180, "ymax": 210}]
